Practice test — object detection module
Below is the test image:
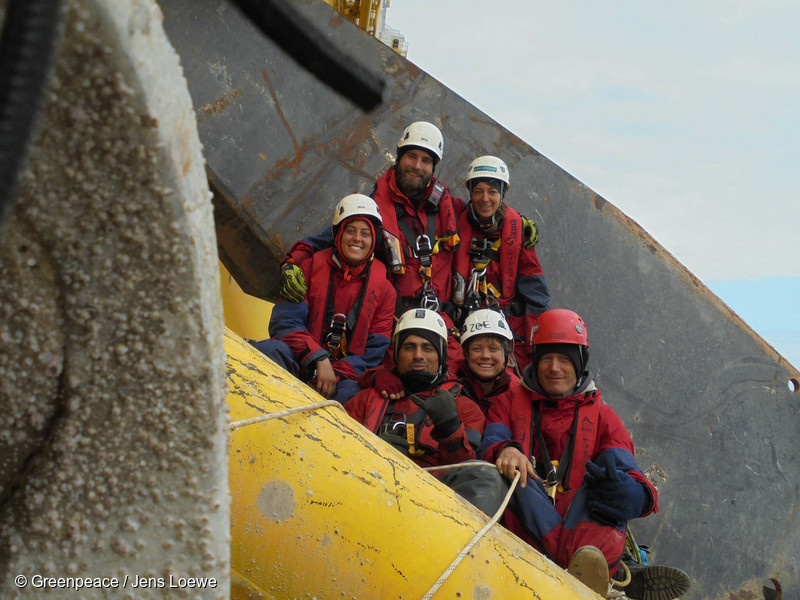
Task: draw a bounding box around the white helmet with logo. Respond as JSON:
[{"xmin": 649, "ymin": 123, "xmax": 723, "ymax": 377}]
[
  {"xmin": 460, "ymin": 309, "xmax": 514, "ymax": 348},
  {"xmin": 332, "ymin": 193, "xmax": 382, "ymax": 229},
  {"xmin": 397, "ymin": 121, "xmax": 444, "ymax": 163},
  {"xmin": 465, "ymin": 155, "xmax": 510, "ymax": 189},
  {"xmin": 392, "ymin": 308, "xmax": 448, "ymax": 365}
]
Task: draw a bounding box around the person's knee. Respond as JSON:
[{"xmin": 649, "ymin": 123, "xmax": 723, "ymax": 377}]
[
  {"xmin": 333, "ymin": 379, "xmax": 362, "ymax": 404},
  {"xmin": 251, "ymin": 339, "xmax": 299, "ymax": 375},
  {"xmin": 441, "ymin": 463, "xmax": 508, "ymax": 516}
]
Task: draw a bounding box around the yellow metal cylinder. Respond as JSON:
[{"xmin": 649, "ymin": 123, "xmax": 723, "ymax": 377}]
[{"xmin": 225, "ymin": 330, "xmax": 599, "ymax": 599}]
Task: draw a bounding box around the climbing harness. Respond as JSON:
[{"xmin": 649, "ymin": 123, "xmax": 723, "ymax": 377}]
[
  {"xmin": 530, "ymin": 402, "xmax": 581, "ymax": 503},
  {"xmin": 326, "ymin": 312, "xmax": 347, "ymax": 357}
]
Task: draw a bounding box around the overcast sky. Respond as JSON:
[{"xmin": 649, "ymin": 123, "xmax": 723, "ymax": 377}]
[{"xmin": 386, "ymin": 1, "xmax": 800, "ymax": 371}]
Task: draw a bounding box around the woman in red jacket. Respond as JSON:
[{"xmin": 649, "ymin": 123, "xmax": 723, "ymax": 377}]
[
  {"xmin": 452, "ymin": 155, "xmax": 550, "ymax": 374},
  {"xmin": 253, "ymin": 194, "xmax": 396, "ymax": 404}
]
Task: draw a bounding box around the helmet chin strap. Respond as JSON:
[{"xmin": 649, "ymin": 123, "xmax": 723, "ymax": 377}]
[{"xmin": 469, "ymin": 201, "xmax": 498, "ymax": 229}]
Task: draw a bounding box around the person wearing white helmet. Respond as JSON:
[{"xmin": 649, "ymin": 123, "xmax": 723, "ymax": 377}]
[
  {"xmin": 478, "ymin": 309, "xmax": 689, "ymax": 599},
  {"xmin": 456, "ymin": 309, "xmax": 518, "ymax": 417},
  {"xmin": 279, "ymin": 121, "xmax": 462, "ymax": 325},
  {"xmin": 452, "ymin": 155, "xmax": 550, "ymax": 375},
  {"xmin": 253, "ymin": 194, "xmax": 396, "ymax": 404},
  {"xmin": 345, "ymin": 308, "xmax": 485, "ymax": 470},
  {"xmin": 280, "ymin": 121, "xmax": 467, "ymax": 396}
]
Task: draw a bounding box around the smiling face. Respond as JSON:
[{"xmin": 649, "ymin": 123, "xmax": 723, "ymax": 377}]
[
  {"xmin": 338, "ymin": 218, "xmax": 374, "ymax": 265},
  {"xmin": 395, "ymin": 334, "xmax": 440, "ymax": 376},
  {"xmin": 537, "ymin": 352, "xmax": 578, "ymax": 397},
  {"xmin": 466, "ymin": 335, "xmax": 506, "ymax": 380},
  {"xmin": 395, "ymin": 148, "xmax": 434, "ymax": 198},
  {"xmin": 469, "ymin": 181, "xmax": 503, "ymax": 221}
]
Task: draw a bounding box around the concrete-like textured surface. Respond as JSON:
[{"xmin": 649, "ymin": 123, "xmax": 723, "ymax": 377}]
[{"xmin": 0, "ymin": 0, "xmax": 229, "ymax": 597}]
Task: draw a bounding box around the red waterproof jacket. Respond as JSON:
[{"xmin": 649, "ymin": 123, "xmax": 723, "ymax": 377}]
[
  {"xmin": 480, "ymin": 381, "xmax": 658, "ymax": 519},
  {"xmin": 345, "ymin": 379, "xmax": 485, "ymax": 469},
  {"xmin": 269, "ymin": 248, "xmax": 396, "ymax": 380},
  {"xmin": 453, "ymin": 205, "xmax": 548, "ymax": 311},
  {"xmin": 372, "ymin": 168, "xmax": 462, "ymax": 304},
  {"xmin": 284, "ymin": 168, "xmax": 462, "ymax": 309},
  {"xmin": 456, "ymin": 366, "xmax": 519, "ymax": 418}
]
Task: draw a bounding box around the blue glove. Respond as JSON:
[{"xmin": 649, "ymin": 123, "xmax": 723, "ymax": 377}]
[{"xmin": 583, "ymin": 454, "xmax": 647, "ymax": 526}]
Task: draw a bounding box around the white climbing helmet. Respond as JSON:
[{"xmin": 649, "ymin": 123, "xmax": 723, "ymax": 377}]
[
  {"xmin": 397, "ymin": 121, "xmax": 444, "ymax": 163},
  {"xmin": 332, "ymin": 193, "xmax": 382, "ymax": 229},
  {"xmin": 392, "ymin": 308, "xmax": 448, "ymax": 359},
  {"xmin": 460, "ymin": 309, "xmax": 514, "ymax": 348},
  {"xmin": 465, "ymin": 155, "xmax": 510, "ymax": 189}
]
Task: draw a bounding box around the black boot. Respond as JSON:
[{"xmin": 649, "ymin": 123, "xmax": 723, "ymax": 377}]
[{"xmin": 614, "ymin": 559, "xmax": 690, "ymax": 600}]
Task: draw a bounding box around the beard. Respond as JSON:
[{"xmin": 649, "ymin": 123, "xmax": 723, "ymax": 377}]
[{"xmin": 395, "ymin": 165, "xmax": 432, "ymax": 201}]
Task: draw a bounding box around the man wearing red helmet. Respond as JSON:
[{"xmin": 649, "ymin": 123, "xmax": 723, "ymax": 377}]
[{"xmin": 479, "ymin": 309, "xmax": 689, "ymax": 599}]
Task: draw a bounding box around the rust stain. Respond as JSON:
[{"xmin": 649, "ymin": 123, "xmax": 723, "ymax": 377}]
[
  {"xmin": 261, "ymin": 68, "xmax": 304, "ymax": 170},
  {"xmin": 199, "ymin": 88, "xmax": 241, "ymax": 119}
]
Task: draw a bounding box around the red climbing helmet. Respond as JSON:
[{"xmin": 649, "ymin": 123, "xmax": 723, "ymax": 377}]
[{"xmin": 530, "ymin": 309, "xmax": 589, "ymax": 349}]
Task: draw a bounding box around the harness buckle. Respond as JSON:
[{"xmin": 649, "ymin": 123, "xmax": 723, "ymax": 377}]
[
  {"xmin": 415, "ymin": 234, "xmax": 433, "ymax": 268},
  {"xmin": 380, "ymin": 412, "xmax": 407, "ymax": 436},
  {"xmin": 420, "ymin": 280, "xmax": 440, "ymax": 312},
  {"xmin": 468, "ymin": 236, "xmax": 492, "ymax": 263},
  {"xmin": 326, "ymin": 313, "xmax": 347, "ymax": 352}
]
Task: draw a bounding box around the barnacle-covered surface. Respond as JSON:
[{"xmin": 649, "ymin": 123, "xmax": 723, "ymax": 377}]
[{"xmin": 0, "ymin": 0, "xmax": 228, "ymax": 597}]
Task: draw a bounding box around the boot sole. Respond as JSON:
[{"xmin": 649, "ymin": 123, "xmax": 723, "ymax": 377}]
[{"xmin": 623, "ymin": 565, "xmax": 690, "ymax": 600}]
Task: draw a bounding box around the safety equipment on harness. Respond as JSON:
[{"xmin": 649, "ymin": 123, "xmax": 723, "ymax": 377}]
[
  {"xmin": 326, "ymin": 312, "xmax": 347, "ymax": 359},
  {"xmin": 279, "ymin": 261, "xmax": 307, "ymax": 303},
  {"xmin": 530, "ymin": 308, "xmax": 588, "ymax": 348},
  {"xmin": 520, "ymin": 214, "xmax": 539, "ymax": 249},
  {"xmin": 382, "ymin": 229, "xmax": 406, "ymax": 274},
  {"xmin": 378, "ymin": 430, "xmax": 410, "ymax": 454},
  {"xmin": 460, "ymin": 308, "xmax": 514, "ymax": 348},
  {"xmin": 409, "ymin": 387, "xmax": 461, "ymax": 440},
  {"xmin": 583, "ymin": 454, "xmax": 648, "ymax": 526},
  {"xmin": 468, "ymin": 236, "xmax": 502, "ymax": 271},
  {"xmin": 465, "ymin": 155, "xmax": 510, "ymax": 191},
  {"xmin": 451, "ymin": 271, "xmax": 466, "ymax": 306},
  {"xmin": 397, "ymin": 121, "xmax": 444, "ymax": 163}
]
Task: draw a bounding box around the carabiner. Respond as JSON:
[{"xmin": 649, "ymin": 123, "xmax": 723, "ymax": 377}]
[{"xmin": 415, "ymin": 234, "xmax": 433, "ymax": 267}]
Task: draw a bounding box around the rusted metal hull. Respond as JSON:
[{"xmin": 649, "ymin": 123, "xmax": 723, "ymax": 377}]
[{"xmin": 160, "ymin": 1, "xmax": 800, "ymax": 597}]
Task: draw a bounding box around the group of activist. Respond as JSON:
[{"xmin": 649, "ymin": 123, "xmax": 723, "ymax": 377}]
[{"xmin": 251, "ymin": 121, "xmax": 689, "ymax": 600}]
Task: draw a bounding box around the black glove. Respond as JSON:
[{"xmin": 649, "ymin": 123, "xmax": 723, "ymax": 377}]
[
  {"xmin": 279, "ymin": 262, "xmax": 306, "ymax": 302},
  {"xmin": 520, "ymin": 214, "xmax": 539, "ymax": 249},
  {"xmin": 583, "ymin": 454, "xmax": 647, "ymax": 526},
  {"xmin": 379, "ymin": 432, "xmax": 409, "ymax": 454},
  {"xmin": 410, "ymin": 388, "xmax": 461, "ymax": 440}
]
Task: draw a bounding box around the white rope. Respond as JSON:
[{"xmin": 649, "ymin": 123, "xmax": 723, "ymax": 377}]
[
  {"xmin": 419, "ymin": 464, "xmax": 520, "ymax": 600},
  {"xmin": 228, "ymin": 399, "xmax": 344, "ymax": 431}
]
